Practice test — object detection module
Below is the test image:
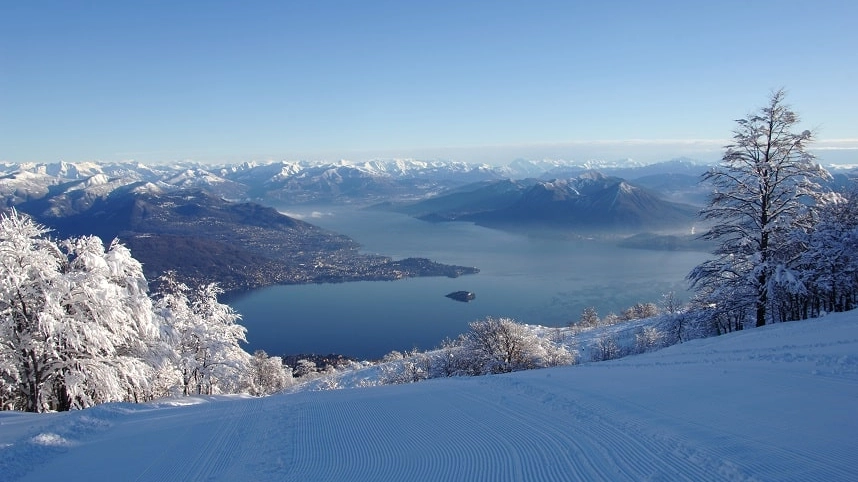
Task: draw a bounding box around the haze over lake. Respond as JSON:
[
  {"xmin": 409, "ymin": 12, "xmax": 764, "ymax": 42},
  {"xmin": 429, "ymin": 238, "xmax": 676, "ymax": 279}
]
[{"xmin": 230, "ymin": 207, "xmax": 710, "ymax": 360}]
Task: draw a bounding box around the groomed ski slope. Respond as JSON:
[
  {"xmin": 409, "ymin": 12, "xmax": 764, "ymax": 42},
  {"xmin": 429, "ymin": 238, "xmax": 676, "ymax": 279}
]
[{"xmin": 3, "ymin": 312, "xmax": 858, "ymax": 481}]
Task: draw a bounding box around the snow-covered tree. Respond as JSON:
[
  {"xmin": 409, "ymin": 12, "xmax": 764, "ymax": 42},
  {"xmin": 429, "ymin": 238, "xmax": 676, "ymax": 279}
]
[
  {"xmin": 190, "ymin": 282, "xmax": 249, "ymax": 394},
  {"xmin": 49, "ymin": 236, "xmax": 163, "ymax": 409},
  {"xmin": 601, "ymin": 312, "xmax": 620, "ymax": 326},
  {"xmin": 535, "ymin": 336, "xmax": 576, "ymax": 367},
  {"xmin": 0, "ymin": 210, "xmax": 162, "ymax": 412},
  {"xmin": 381, "ymin": 350, "xmax": 405, "ymax": 363},
  {"xmin": 460, "ymin": 317, "xmax": 572, "ymax": 375},
  {"xmin": 634, "ymin": 326, "xmax": 664, "ymax": 353},
  {"xmin": 660, "ymin": 291, "xmax": 682, "ymax": 315},
  {"xmin": 432, "ymin": 336, "xmax": 468, "ymax": 378},
  {"xmin": 590, "ymin": 333, "xmax": 621, "ymax": 361},
  {"xmin": 293, "ymin": 359, "xmax": 318, "ymax": 378},
  {"xmin": 621, "ymin": 302, "xmax": 659, "ymax": 321},
  {"xmin": 379, "ymin": 351, "xmax": 431, "ymax": 385},
  {"xmin": 151, "ymin": 272, "xmax": 195, "ymax": 396},
  {"xmin": 576, "ymin": 307, "xmax": 600, "ymax": 328},
  {"xmin": 0, "ymin": 211, "xmax": 66, "ymax": 412},
  {"xmin": 799, "ymin": 190, "xmax": 858, "ymax": 313},
  {"xmin": 246, "ymin": 350, "xmax": 292, "ymax": 396},
  {"xmin": 689, "ymin": 90, "xmax": 829, "ymax": 327},
  {"xmin": 463, "ymin": 317, "xmax": 538, "ymax": 374},
  {"xmin": 155, "ymin": 273, "xmax": 250, "ymax": 396}
]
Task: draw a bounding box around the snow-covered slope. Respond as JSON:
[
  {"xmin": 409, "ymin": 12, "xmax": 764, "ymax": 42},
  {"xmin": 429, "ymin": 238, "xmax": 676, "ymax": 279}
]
[{"xmin": 2, "ymin": 312, "xmax": 857, "ymax": 481}]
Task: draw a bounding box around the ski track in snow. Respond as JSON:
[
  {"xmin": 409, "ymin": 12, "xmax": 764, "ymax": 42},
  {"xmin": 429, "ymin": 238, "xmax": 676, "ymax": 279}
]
[
  {"xmin": 134, "ymin": 397, "xmax": 256, "ymax": 481},
  {"xmin": 2, "ymin": 314, "xmax": 858, "ymax": 481},
  {"xmin": 462, "ymin": 375, "xmax": 757, "ymax": 482}
]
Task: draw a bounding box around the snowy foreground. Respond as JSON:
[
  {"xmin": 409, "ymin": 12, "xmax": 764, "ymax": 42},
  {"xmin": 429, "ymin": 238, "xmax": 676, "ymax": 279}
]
[{"xmin": 3, "ymin": 313, "xmax": 858, "ymax": 481}]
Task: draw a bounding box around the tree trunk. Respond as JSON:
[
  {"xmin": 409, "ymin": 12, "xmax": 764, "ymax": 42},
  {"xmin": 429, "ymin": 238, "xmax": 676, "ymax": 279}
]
[
  {"xmin": 23, "ymin": 349, "xmax": 42, "ymax": 412},
  {"xmin": 756, "ymin": 296, "xmax": 767, "ymax": 327},
  {"xmin": 55, "ymin": 379, "xmax": 72, "ymax": 412}
]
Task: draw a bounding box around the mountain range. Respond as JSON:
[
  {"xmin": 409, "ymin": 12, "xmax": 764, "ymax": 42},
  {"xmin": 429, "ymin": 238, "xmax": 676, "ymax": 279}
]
[
  {"xmin": 2, "ymin": 158, "xmax": 851, "ymax": 288},
  {"xmin": 0, "ymin": 162, "xmax": 487, "ymax": 292},
  {"xmin": 394, "ymin": 171, "xmax": 699, "ymax": 233},
  {"xmin": 1, "ymin": 158, "xmax": 716, "ymax": 207}
]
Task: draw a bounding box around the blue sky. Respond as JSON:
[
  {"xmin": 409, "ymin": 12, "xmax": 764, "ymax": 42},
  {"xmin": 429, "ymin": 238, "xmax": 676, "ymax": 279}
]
[{"xmin": 1, "ymin": 0, "xmax": 856, "ymax": 165}]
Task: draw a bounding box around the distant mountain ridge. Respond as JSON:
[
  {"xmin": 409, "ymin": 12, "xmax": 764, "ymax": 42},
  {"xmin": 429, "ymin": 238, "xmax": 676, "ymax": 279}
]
[
  {"xmin": 0, "ymin": 158, "xmax": 714, "ymax": 207},
  {"xmin": 0, "ymin": 161, "xmax": 486, "ymax": 292},
  {"xmin": 397, "ymin": 171, "xmax": 699, "ymax": 233},
  {"xmin": 0, "ymin": 158, "xmax": 847, "ymax": 289}
]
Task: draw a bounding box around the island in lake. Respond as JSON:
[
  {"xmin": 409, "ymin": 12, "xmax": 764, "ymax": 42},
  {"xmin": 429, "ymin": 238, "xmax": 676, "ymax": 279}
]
[{"xmin": 446, "ymin": 291, "xmax": 476, "ymax": 302}]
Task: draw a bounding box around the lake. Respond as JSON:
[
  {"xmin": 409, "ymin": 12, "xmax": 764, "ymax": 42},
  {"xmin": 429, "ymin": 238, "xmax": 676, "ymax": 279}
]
[{"xmin": 228, "ymin": 207, "xmax": 710, "ymax": 360}]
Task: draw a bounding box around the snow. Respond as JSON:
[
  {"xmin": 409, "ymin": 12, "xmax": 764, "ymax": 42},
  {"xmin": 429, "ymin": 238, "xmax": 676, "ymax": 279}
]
[
  {"xmin": 2, "ymin": 312, "xmax": 858, "ymax": 481},
  {"xmin": 130, "ymin": 182, "xmax": 164, "ymax": 195},
  {"xmin": 82, "ymin": 173, "xmax": 109, "ymax": 187},
  {"xmin": 165, "ymin": 168, "xmax": 228, "ymax": 187}
]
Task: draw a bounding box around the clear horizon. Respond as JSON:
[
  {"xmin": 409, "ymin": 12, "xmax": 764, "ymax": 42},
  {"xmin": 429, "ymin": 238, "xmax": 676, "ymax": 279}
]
[
  {"xmin": 2, "ymin": 1, "xmax": 856, "ymax": 166},
  {"xmin": 2, "ymin": 138, "xmax": 857, "ymax": 167}
]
